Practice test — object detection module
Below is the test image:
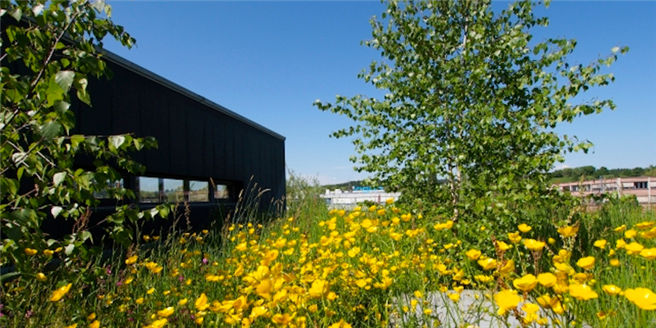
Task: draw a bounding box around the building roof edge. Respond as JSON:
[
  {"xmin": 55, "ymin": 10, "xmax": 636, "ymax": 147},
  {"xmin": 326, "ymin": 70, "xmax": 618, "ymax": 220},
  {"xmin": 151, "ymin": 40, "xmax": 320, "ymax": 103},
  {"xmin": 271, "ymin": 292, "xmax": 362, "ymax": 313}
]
[{"xmin": 100, "ymin": 49, "xmax": 286, "ymax": 141}]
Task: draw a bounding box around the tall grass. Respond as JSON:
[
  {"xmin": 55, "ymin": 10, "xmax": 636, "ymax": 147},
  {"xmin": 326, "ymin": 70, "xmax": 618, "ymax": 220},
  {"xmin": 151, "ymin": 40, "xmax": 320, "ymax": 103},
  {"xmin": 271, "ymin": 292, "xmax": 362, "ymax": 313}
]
[{"xmin": 1, "ymin": 185, "xmax": 654, "ymax": 327}]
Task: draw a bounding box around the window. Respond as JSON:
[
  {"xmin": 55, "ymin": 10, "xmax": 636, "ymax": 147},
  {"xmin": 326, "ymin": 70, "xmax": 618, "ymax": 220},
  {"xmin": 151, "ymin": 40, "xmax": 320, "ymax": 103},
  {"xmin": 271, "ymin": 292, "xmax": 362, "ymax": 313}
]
[
  {"xmin": 214, "ymin": 184, "xmax": 230, "ymax": 200},
  {"xmin": 93, "ymin": 178, "xmax": 125, "ymax": 199},
  {"xmin": 138, "ymin": 177, "xmax": 161, "ymax": 203},
  {"xmin": 137, "ymin": 177, "xmax": 238, "ymax": 203},
  {"xmin": 162, "ymin": 178, "xmax": 184, "ymax": 203},
  {"xmin": 188, "ymin": 180, "xmax": 209, "ymax": 202}
]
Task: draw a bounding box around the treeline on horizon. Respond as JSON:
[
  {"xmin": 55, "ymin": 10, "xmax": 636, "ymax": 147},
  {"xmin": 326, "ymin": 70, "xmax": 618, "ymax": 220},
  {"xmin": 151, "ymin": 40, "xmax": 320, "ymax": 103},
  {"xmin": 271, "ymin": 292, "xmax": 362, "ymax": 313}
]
[{"xmin": 323, "ymin": 165, "xmax": 656, "ymax": 189}]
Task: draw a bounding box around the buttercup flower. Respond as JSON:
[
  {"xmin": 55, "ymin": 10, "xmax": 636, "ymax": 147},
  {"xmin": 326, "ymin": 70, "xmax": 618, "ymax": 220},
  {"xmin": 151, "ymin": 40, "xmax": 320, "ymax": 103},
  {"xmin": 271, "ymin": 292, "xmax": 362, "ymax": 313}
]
[
  {"xmin": 465, "ymin": 249, "xmax": 481, "ymax": 260},
  {"xmin": 557, "ymin": 225, "xmax": 578, "ymax": 238},
  {"xmin": 576, "ymin": 256, "xmax": 595, "ymax": 270},
  {"xmin": 477, "ymin": 258, "xmax": 497, "ymax": 270},
  {"xmin": 523, "ymin": 239, "xmax": 545, "ymax": 251},
  {"xmin": 494, "ymin": 290, "xmax": 521, "ymax": 315},
  {"xmin": 602, "ymin": 285, "xmax": 622, "ymax": 296},
  {"xmin": 624, "ymin": 288, "xmax": 656, "ymax": 310},
  {"xmin": 50, "ymin": 283, "xmax": 72, "ymax": 302},
  {"xmin": 569, "ymin": 284, "xmax": 598, "ymax": 301},
  {"xmin": 157, "ymin": 307, "xmax": 174, "ymax": 318},
  {"xmin": 537, "ymin": 273, "xmax": 557, "ymax": 288},
  {"xmin": 640, "ymin": 248, "xmax": 656, "ymax": 260},
  {"xmin": 518, "ymin": 224, "xmax": 532, "ymax": 233},
  {"xmin": 508, "ymin": 231, "xmax": 522, "ymax": 244},
  {"xmin": 125, "ymin": 255, "xmax": 138, "ymax": 265},
  {"xmin": 513, "ymin": 274, "xmax": 538, "ymax": 292},
  {"xmin": 625, "ymin": 242, "xmax": 644, "ymax": 255},
  {"xmin": 593, "ymin": 239, "xmax": 607, "ymax": 249}
]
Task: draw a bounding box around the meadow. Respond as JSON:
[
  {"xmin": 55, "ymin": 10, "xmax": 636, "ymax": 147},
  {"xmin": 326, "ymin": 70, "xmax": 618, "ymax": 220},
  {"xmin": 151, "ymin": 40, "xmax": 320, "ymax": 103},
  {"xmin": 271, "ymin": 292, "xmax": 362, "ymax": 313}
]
[{"xmin": 1, "ymin": 191, "xmax": 655, "ymax": 328}]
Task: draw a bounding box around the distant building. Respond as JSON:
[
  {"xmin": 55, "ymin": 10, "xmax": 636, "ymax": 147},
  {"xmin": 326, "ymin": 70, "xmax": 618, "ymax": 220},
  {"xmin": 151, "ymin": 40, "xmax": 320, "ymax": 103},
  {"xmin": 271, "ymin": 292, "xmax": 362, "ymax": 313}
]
[
  {"xmin": 554, "ymin": 176, "xmax": 655, "ymax": 204},
  {"xmin": 321, "ymin": 187, "xmax": 401, "ymax": 209}
]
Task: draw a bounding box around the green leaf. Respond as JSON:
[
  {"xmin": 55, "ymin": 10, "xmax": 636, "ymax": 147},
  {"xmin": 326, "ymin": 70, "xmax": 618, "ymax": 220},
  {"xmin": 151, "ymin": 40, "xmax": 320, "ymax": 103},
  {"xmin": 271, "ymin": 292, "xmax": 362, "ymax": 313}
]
[
  {"xmin": 109, "ymin": 135, "xmax": 125, "ymax": 150},
  {"xmin": 77, "ymin": 88, "xmax": 91, "ymax": 106},
  {"xmin": 53, "ymin": 171, "xmax": 66, "ymax": 186},
  {"xmin": 32, "ymin": 4, "xmax": 44, "ymax": 16},
  {"xmin": 40, "ymin": 121, "xmax": 62, "ymax": 140},
  {"xmin": 0, "ymin": 272, "xmax": 21, "ymax": 284},
  {"xmin": 55, "ymin": 71, "xmax": 75, "ymax": 92},
  {"xmin": 158, "ymin": 205, "xmax": 170, "ymax": 219},
  {"xmin": 71, "ymin": 134, "xmax": 85, "ymax": 148},
  {"xmin": 10, "ymin": 8, "xmax": 21, "ymax": 21},
  {"xmin": 51, "ymin": 206, "xmax": 63, "ymax": 218},
  {"xmin": 64, "ymin": 243, "xmax": 75, "ymax": 255}
]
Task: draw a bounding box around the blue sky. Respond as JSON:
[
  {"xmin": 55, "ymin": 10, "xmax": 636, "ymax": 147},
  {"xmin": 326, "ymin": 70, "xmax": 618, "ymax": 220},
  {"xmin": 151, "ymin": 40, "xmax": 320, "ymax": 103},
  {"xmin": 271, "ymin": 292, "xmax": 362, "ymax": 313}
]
[{"xmin": 103, "ymin": 1, "xmax": 655, "ymax": 185}]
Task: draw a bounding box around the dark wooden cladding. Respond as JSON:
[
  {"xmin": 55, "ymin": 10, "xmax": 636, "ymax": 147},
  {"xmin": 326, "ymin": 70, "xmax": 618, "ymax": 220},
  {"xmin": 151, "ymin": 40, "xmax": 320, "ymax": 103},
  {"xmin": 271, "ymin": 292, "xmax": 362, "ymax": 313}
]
[{"xmin": 71, "ymin": 51, "xmax": 286, "ymax": 226}]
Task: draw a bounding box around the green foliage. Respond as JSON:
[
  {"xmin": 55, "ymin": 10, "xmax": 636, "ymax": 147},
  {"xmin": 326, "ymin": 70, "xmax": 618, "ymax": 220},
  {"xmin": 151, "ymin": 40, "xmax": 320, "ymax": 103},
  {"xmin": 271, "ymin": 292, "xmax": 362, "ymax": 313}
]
[
  {"xmin": 551, "ymin": 165, "xmax": 656, "ymax": 183},
  {"xmin": 285, "ymin": 169, "xmax": 327, "ymax": 221},
  {"xmin": 315, "ymin": 0, "xmax": 627, "ymax": 230},
  {"xmin": 0, "ymin": 1, "xmax": 169, "ymax": 284}
]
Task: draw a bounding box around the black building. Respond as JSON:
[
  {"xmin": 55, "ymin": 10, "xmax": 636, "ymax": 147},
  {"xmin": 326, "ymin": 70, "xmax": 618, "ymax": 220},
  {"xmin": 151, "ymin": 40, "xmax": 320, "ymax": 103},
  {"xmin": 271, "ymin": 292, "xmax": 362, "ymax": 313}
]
[{"xmin": 70, "ymin": 51, "xmax": 286, "ymax": 233}]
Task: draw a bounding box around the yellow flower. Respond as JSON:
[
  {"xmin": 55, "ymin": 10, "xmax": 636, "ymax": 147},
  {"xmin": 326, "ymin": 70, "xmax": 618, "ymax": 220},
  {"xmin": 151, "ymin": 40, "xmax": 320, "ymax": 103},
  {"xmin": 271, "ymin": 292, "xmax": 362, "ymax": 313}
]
[
  {"xmin": 145, "ymin": 318, "xmax": 168, "ymax": 328},
  {"xmin": 65, "ymin": 324, "xmax": 78, "ymax": 328},
  {"xmin": 147, "ymin": 287, "xmax": 156, "ymax": 294},
  {"xmin": 271, "ymin": 313, "xmax": 295, "ymax": 325},
  {"xmin": 537, "ymin": 273, "xmax": 557, "ymax": 288},
  {"xmin": 636, "ymin": 221, "xmax": 656, "ymax": 229},
  {"xmin": 89, "ymin": 320, "xmax": 100, "ymax": 328},
  {"xmin": 447, "ymin": 292, "xmax": 460, "ymax": 302},
  {"xmin": 624, "ymin": 287, "xmax": 656, "ymax": 310},
  {"xmin": 508, "ymin": 231, "xmax": 522, "ymax": 244},
  {"xmin": 569, "ymin": 284, "xmax": 598, "ymax": 301},
  {"xmin": 640, "ymin": 248, "xmax": 656, "ymax": 260},
  {"xmin": 328, "ymin": 319, "xmax": 352, "ymax": 328},
  {"xmin": 521, "ymin": 303, "xmax": 540, "ymax": 323},
  {"xmin": 157, "ymin": 307, "xmax": 174, "ymax": 318},
  {"xmin": 178, "ymin": 298, "xmax": 188, "ymax": 306},
  {"xmin": 602, "ymin": 285, "xmax": 622, "ymax": 296},
  {"xmin": 50, "ymin": 283, "xmax": 72, "ymax": 302},
  {"xmin": 614, "ymin": 224, "xmax": 626, "ymax": 232},
  {"xmin": 609, "ymin": 259, "xmax": 620, "ymax": 267},
  {"xmin": 433, "ymin": 221, "xmax": 453, "ymax": 230},
  {"xmin": 477, "ymin": 258, "xmax": 497, "ymax": 270},
  {"xmin": 625, "ymin": 242, "xmax": 644, "ymax": 255},
  {"xmin": 195, "ymin": 293, "xmax": 209, "ymax": 311},
  {"xmin": 87, "ymin": 313, "xmax": 96, "ymax": 320},
  {"xmin": 24, "ymin": 248, "xmax": 38, "ymax": 256},
  {"xmin": 616, "ymin": 239, "xmax": 626, "ymax": 249},
  {"xmin": 557, "ymin": 225, "xmax": 578, "ymax": 238},
  {"xmin": 625, "ymin": 229, "xmax": 637, "ymax": 239},
  {"xmin": 136, "ymin": 298, "xmax": 145, "ymax": 304},
  {"xmin": 593, "ymin": 239, "xmax": 607, "ymax": 249},
  {"xmin": 496, "ymin": 241, "xmax": 512, "ymax": 251},
  {"xmin": 576, "ymin": 256, "xmax": 595, "ymax": 270},
  {"xmin": 494, "ymin": 290, "xmax": 521, "ymax": 315},
  {"xmin": 36, "ymin": 272, "xmax": 47, "ymax": 282},
  {"xmin": 309, "ymin": 279, "xmax": 329, "ymax": 298},
  {"xmin": 537, "ymin": 294, "xmax": 559, "ymax": 310},
  {"xmin": 250, "ymin": 306, "xmax": 268, "ymax": 319},
  {"xmin": 518, "ymin": 224, "xmax": 532, "ymax": 233},
  {"xmin": 465, "ymin": 249, "xmax": 481, "ymax": 260},
  {"xmin": 125, "ymin": 255, "xmax": 138, "ymax": 265},
  {"xmin": 44, "ymin": 249, "xmax": 54, "ymax": 256},
  {"xmin": 523, "ymin": 239, "xmax": 545, "ymax": 251},
  {"xmin": 513, "ymin": 274, "xmax": 538, "ymax": 292},
  {"xmin": 499, "ymin": 260, "xmax": 515, "ymax": 275},
  {"xmin": 385, "ymin": 198, "xmax": 394, "ymax": 205}
]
